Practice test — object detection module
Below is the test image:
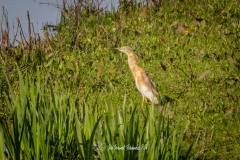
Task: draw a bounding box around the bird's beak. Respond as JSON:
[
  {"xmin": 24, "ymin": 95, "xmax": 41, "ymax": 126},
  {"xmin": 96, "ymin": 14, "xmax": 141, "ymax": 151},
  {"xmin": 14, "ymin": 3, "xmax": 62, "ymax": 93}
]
[{"xmin": 114, "ymin": 48, "xmax": 120, "ymax": 54}]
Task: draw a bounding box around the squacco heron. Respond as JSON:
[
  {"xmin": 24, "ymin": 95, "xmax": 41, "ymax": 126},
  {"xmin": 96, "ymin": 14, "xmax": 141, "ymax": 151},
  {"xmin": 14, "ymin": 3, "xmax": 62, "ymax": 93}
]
[{"xmin": 116, "ymin": 46, "xmax": 158, "ymax": 104}]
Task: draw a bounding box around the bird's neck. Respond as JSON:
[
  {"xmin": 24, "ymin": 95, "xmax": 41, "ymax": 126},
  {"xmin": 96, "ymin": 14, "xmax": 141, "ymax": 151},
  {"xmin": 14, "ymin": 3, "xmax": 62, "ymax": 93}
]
[
  {"xmin": 127, "ymin": 53, "xmax": 138, "ymax": 64},
  {"xmin": 126, "ymin": 52, "xmax": 140, "ymax": 77},
  {"xmin": 128, "ymin": 59, "xmax": 140, "ymax": 78}
]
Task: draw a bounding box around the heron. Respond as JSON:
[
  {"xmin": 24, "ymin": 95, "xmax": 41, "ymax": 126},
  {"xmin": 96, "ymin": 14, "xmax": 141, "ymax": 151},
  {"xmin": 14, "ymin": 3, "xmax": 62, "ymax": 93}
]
[{"xmin": 116, "ymin": 46, "xmax": 158, "ymax": 104}]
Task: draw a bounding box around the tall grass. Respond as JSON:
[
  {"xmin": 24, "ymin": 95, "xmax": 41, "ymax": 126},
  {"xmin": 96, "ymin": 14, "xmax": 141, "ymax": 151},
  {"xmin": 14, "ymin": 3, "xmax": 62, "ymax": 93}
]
[{"xmin": 0, "ymin": 69, "xmax": 194, "ymax": 159}]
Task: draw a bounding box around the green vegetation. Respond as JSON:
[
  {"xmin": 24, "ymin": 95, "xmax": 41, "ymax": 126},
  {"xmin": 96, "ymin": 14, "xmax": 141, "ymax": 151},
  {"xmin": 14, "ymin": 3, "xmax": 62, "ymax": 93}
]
[{"xmin": 0, "ymin": 0, "xmax": 240, "ymax": 159}]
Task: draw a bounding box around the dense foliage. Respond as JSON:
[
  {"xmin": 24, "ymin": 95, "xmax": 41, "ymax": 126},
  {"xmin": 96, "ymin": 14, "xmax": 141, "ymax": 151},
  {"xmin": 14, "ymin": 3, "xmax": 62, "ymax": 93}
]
[{"xmin": 0, "ymin": 0, "xmax": 239, "ymax": 159}]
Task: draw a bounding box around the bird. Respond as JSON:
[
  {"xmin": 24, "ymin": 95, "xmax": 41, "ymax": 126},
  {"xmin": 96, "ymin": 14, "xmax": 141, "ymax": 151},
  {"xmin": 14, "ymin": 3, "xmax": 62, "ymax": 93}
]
[{"xmin": 116, "ymin": 46, "xmax": 158, "ymax": 104}]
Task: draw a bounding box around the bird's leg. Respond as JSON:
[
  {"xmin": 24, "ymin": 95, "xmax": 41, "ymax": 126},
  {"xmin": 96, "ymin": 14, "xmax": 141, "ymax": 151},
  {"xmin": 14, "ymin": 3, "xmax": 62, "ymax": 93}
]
[
  {"xmin": 141, "ymin": 95, "xmax": 147, "ymax": 106},
  {"xmin": 141, "ymin": 96, "xmax": 144, "ymax": 107},
  {"xmin": 140, "ymin": 95, "xmax": 147, "ymax": 119}
]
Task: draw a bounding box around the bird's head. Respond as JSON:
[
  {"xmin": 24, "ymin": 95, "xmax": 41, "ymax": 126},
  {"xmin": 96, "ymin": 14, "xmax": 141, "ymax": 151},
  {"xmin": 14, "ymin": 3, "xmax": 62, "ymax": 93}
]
[
  {"xmin": 115, "ymin": 46, "xmax": 133, "ymax": 55},
  {"xmin": 115, "ymin": 46, "xmax": 138, "ymax": 64}
]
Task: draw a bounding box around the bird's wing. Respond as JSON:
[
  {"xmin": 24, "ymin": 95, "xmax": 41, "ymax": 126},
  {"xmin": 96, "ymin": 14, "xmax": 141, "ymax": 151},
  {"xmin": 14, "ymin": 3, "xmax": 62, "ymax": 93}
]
[{"xmin": 140, "ymin": 71, "xmax": 158, "ymax": 95}]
